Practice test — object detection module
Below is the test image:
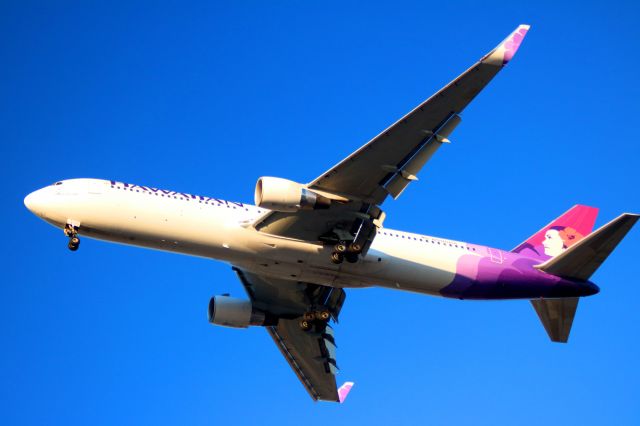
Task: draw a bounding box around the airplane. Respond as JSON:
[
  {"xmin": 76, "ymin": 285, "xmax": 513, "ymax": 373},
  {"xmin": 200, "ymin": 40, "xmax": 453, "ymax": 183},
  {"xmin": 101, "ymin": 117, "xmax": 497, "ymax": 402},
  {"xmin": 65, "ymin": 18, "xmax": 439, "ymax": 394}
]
[{"xmin": 24, "ymin": 25, "xmax": 638, "ymax": 403}]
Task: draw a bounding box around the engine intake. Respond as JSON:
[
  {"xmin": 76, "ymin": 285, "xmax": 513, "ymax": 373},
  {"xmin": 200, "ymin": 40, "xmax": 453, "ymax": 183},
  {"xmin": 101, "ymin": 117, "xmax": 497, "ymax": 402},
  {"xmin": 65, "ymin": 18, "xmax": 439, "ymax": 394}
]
[
  {"xmin": 255, "ymin": 177, "xmax": 331, "ymax": 212},
  {"xmin": 208, "ymin": 296, "xmax": 267, "ymax": 328}
]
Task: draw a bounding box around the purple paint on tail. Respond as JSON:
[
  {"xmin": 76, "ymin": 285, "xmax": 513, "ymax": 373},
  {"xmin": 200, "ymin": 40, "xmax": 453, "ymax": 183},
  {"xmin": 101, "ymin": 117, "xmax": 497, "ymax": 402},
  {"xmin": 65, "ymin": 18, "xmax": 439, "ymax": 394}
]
[
  {"xmin": 440, "ymin": 246, "xmax": 599, "ymax": 300},
  {"xmin": 441, "ymin": 206, "xmax": 600, "ymax": 299}
]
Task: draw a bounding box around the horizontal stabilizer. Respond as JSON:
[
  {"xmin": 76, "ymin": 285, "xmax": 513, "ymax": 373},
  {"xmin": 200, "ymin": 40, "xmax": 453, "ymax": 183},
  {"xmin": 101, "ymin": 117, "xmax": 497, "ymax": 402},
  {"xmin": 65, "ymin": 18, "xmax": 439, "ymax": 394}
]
[
  {"xmin": 531, "ymin": 297, "xmax": 579, "ymax": 343},
  {"xmin": 535, "ymin": 213, "xmax": 639, "ymax": 281}
]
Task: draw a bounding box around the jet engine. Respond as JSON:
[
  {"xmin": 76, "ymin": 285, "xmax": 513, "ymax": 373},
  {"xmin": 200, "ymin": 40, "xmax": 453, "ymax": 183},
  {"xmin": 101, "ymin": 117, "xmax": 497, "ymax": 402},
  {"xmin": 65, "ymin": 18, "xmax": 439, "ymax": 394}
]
[
  {"xmin": 254, "ymin": 177, "xmax": 331, "ymax": 212},
  {"xmin": 208, "ymin": 295, "xmax": 267, "ymax": 328}
]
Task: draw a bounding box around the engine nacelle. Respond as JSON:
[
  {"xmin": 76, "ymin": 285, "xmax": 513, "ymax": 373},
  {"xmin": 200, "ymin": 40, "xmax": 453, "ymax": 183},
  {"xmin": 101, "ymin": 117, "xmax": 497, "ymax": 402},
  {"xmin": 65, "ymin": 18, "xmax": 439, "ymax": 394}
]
[
  {"xmin": 208, "ymin": 296, "xmax": 266, "ymax": 328},
  {"xmin": 254, "ymin": 177, "xmax": 331, "ymax": 212}
]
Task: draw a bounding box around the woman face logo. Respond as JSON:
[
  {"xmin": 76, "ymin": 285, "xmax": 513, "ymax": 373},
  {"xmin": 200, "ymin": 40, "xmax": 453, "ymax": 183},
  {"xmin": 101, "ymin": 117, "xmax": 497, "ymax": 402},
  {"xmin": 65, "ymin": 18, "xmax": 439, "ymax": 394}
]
[
  {"xmin": 542, "ymin": 229, "xmax": 565, "ymax": 256},
  {"xmin": 541, "ymin": 226, "xmax": 584, "ymax": 257}
]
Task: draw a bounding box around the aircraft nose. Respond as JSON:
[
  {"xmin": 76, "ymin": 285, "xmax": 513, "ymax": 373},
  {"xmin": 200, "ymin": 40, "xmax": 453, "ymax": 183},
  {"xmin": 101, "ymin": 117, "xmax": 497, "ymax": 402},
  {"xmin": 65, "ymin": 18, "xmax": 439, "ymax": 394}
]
[{"xmin": 24, "ymin": 188, "xmax": 48, "ymax": 216}]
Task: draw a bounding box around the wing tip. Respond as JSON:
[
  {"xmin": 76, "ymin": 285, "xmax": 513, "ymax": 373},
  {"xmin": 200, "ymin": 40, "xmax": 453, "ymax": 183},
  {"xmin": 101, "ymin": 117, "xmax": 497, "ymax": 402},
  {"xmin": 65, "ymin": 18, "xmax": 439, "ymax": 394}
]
[
  {"xmin": 502, "ymin": 24, "xmax": 531, "ymax": 64},
  {"xmin": 482, "ymin": 24, "xmax": 531, "ymax": 66},
  {"xmin": 338, "ymin": 381, "xmax": 355, "ymax": 403}
]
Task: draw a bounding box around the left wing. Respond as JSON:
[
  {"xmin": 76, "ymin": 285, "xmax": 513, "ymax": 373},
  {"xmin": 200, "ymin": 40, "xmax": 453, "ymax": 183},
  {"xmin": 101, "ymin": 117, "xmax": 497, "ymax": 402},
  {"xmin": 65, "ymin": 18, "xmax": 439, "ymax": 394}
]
[
  {"xmin": 233, "ymin": 267, "xmax": 350, "ymax": 402},
  {"xmin": 309, "ymin": 25, "xmax": 530, "ymax": 204},
  {"xmin": 254, "ymin": 25, "xmax": 529, "ymax": 244}
]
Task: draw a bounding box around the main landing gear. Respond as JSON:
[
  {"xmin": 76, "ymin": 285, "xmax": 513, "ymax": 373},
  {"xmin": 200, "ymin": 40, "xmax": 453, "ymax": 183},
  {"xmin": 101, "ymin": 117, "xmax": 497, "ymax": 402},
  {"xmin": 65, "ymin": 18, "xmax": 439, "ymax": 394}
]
[
  {"xmin": 330, "ymin": 241, "xmax": 361, "ymax": 265},
  {"xmin": 64, "ymin": 224, "xmax": 80, "ymax": 251},
  {"xmin": 298, "ymin": 309, "xmax": 331, "ymax": 331}
]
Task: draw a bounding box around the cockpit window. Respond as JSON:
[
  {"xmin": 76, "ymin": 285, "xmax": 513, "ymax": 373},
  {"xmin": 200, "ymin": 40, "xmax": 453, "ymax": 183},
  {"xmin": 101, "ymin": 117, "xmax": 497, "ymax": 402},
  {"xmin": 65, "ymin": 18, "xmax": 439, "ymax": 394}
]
[{"xmin": 54, "ymin": 182, "xmax": 63, "ymax": 186}]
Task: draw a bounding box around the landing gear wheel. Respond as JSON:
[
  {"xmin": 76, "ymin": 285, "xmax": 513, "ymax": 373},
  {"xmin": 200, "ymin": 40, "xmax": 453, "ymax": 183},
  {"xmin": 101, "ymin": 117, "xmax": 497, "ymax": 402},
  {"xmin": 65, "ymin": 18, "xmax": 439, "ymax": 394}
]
[
  {"xmin": 347, "ymin": 243, "xmax": 362, "ymax": 254},
  {"xmin": 299, "ymin": 319, "xmax": 312, "ymax": 331},
  {"xmin": 334, "ymin": 241, "xmax": 347, "ymax": 253},
  {"xmin": 316, "ymin": 310, "xmax": 330, "ymax": 321},
  {"xmin": 68, "ymin": 239, "xmax": 80, "ymax": 251},
  {"xmin": 303, "ymin": 312, "xmax": 316, "ymax": 321},
  {"xmin": 330, "ymin": 251, "xmax": 344, "ymax": 264},
  {"xmin": 65, "ymin": 224, "xmax": 80, "ymax": 252},
  {"xmin": 345, "ymin": 253, "xmax": 359, "ymax": 263}
]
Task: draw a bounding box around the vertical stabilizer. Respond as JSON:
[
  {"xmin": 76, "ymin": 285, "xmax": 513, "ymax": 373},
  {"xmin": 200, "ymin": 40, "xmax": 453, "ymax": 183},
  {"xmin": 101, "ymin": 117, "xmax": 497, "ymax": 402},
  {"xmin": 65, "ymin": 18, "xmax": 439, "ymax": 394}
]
[
  {"xmin": 512, "ymin": 205, "xmax": 599, "ymax": 261},
  {"xmin": 530, "ymin": 212, "xmax": 638, "ymax": 343}
]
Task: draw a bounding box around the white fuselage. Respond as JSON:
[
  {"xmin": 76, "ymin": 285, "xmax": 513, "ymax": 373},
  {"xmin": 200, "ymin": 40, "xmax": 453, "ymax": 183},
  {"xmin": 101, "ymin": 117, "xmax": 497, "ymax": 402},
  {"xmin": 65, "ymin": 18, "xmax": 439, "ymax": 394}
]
[{"xmin": 25, "ymin": 179, "xmax": 485, "ymax": 296}]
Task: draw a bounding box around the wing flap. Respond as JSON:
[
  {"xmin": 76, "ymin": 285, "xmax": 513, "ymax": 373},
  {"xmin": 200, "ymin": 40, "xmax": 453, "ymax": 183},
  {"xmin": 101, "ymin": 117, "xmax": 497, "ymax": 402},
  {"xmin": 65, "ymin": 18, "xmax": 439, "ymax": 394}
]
[{"xmin": 267, "ymin": 320, "xmax": 340, "ymax": 401}]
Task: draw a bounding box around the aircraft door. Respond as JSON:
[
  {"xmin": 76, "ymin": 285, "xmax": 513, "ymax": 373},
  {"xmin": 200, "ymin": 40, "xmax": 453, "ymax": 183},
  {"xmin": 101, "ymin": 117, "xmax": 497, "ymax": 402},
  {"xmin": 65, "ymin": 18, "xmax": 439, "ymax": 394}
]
[{"xmin": 487, "ymin": 247, "xmax": 504, "ymax": 264}]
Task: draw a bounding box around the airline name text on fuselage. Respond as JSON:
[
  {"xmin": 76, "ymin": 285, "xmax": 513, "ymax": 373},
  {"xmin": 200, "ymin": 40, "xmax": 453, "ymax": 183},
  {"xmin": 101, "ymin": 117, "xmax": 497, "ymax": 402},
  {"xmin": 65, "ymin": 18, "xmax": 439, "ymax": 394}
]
[{"xmin": 110, "ymin": 180, "xmax": 246, "ymax": 208}]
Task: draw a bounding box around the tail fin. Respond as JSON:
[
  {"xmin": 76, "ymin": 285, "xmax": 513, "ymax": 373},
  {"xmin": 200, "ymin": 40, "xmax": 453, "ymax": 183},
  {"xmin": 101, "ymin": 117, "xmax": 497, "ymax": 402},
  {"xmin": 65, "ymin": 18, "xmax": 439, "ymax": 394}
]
[
  {"xmin": 511, "ymin": 205, "xmax": 599, "ymax": 261},
  {"xmin": 531, "ymin": 213, "xmax": 638, "ymax": 343},
  {"xmin": 535, "ymin": 213, "xmax": 639, "ymax": 281}
]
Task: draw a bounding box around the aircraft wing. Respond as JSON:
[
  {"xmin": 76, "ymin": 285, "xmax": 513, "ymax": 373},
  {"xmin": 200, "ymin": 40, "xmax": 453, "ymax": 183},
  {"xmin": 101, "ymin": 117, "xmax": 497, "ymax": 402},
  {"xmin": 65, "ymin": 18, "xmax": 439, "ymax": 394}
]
[
  {"xmin": 254, "ymin": 25, "xmax": 529, "ymax": 243},
  {"xmin": 233, "ymin": 267, "xmax": 350, "ymax": 402},
  {"xmin": 309, "ymin": 24, "xmax": 530, "ymax": 204}
]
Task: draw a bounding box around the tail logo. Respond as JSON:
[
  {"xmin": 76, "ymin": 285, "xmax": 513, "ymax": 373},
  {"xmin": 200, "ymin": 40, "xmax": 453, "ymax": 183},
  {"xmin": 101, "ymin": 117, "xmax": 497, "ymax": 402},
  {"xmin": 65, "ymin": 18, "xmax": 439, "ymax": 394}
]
[
  {"xmin": 512, "ymin": 205, "xmax": 598, "ymax": 260},
  {"xmin": 542, "ymin": 226, "xmax": 584, "ymax": 257}
]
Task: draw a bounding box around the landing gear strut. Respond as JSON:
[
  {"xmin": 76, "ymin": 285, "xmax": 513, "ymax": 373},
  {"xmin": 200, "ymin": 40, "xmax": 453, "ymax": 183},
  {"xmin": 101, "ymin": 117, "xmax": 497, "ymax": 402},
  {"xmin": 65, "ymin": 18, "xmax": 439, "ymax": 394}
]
[{"xmin": 64, "ymin": 224, "xmax": 80, "ymax": 251}]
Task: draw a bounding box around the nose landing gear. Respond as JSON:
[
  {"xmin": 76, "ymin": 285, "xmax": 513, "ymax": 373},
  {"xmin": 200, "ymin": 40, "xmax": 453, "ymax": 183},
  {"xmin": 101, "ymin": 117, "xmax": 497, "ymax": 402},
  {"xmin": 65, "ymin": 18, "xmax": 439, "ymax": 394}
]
[{"xmin": 64, "ymin": 224, "xmax": 80, "ymax": 251}]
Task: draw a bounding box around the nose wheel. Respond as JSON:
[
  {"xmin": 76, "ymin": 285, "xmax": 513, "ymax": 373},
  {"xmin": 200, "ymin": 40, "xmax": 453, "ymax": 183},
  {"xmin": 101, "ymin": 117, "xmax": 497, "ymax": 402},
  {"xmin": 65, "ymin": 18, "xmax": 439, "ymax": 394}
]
[
  {"xmin": 68, "ymin": 236, "xmax": 80, "ymax": 251},
  {"xmin": 64, "ymin": 224, "xmax": 80, "ymax": 251}
]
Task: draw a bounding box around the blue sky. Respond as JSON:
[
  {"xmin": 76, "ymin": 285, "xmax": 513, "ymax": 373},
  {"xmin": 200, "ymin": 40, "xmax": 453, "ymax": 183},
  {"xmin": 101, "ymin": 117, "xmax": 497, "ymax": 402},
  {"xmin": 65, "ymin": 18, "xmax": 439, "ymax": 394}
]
[{"xmin": 2, "ymin": 1, "xmax": 639, "ymax": 425}]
